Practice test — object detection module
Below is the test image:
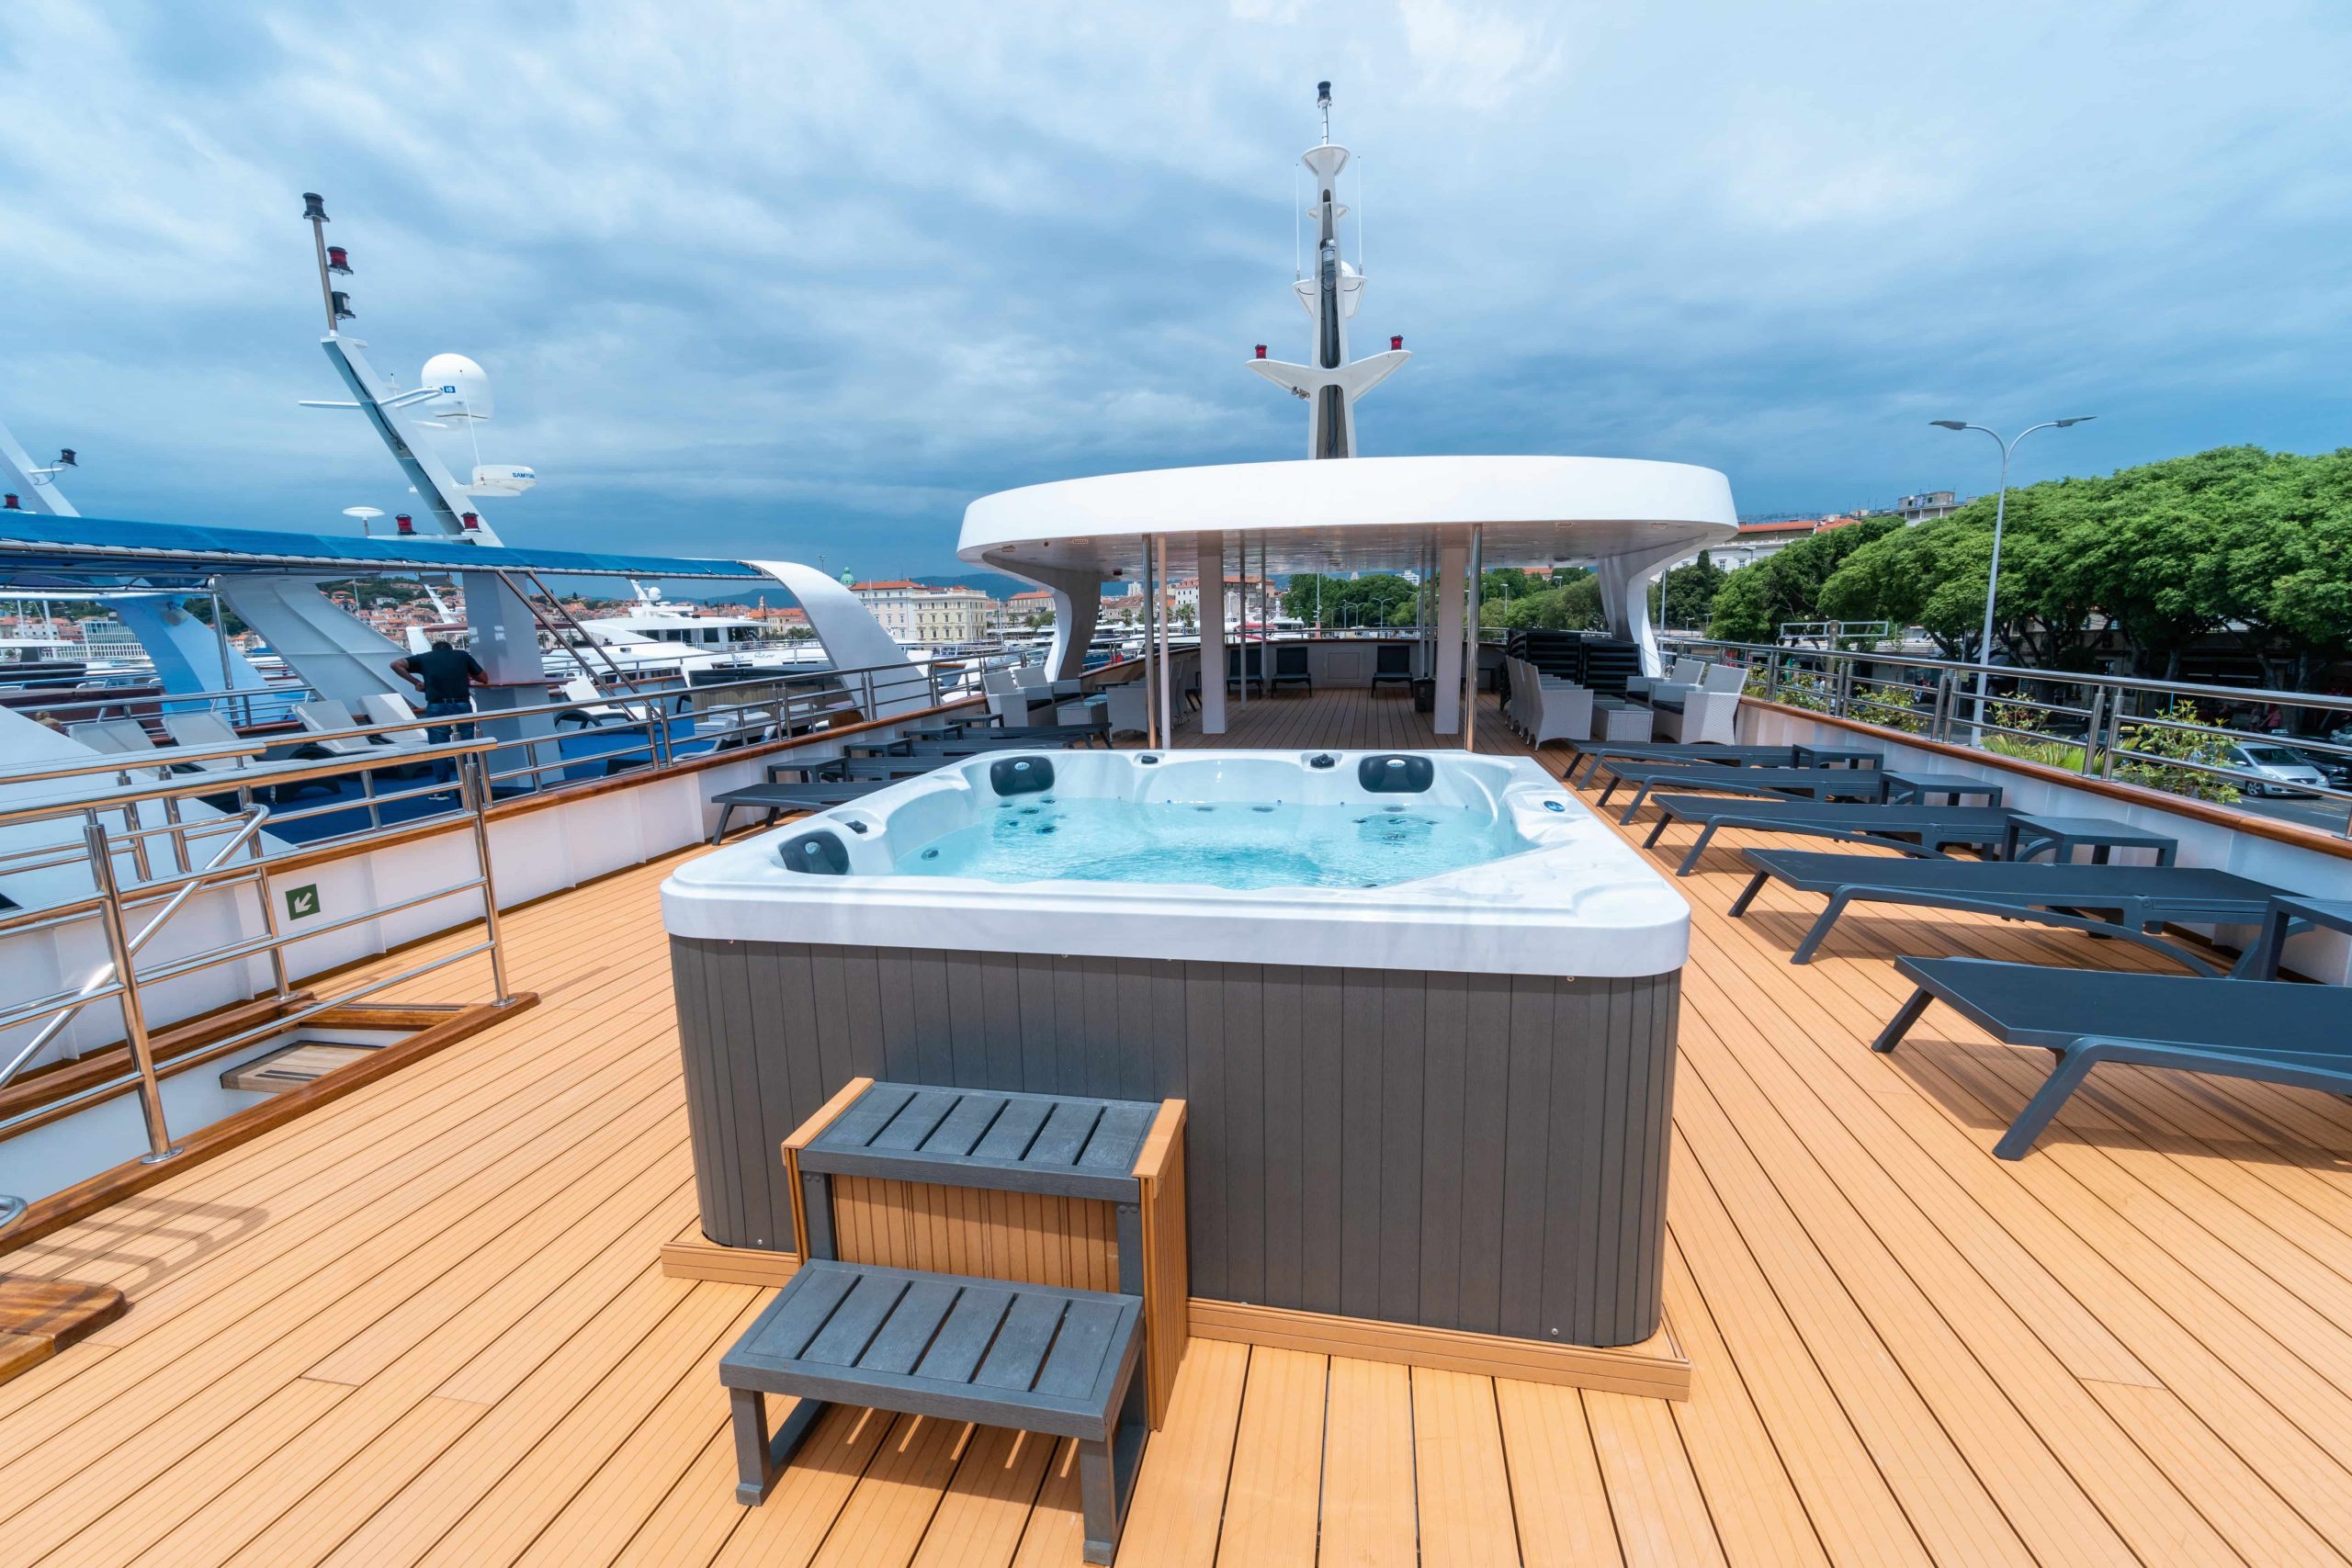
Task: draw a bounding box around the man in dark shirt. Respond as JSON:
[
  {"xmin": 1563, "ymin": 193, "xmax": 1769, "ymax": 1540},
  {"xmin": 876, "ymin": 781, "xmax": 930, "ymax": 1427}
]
[{"xmin": 390, "ymin": 639, "xmax": 489, "ymax": 784}]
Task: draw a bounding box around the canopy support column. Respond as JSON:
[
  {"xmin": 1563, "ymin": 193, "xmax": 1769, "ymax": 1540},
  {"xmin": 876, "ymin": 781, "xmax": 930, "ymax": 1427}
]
[
  {"xmin": 1433, "ymin": 538, "xmax": 1468, "ymax": 735},
  {"xmin": 1140, "ymin": 543, "xmax": 1159, "ymax": 748},
  {"xmin": 1198, "ymin": 532, "xmax": 1227, "ymax": 735},
  {"xmin": 1155, "ymin": 536, "xmax": 1174, "ymax": 743},
  {"xmin": 1462, "ymin": 525, "xmax": 1483, "ymax": 751},
  {"xmin": 1594, "ymin": 540, "xmax": 1691, "ymax": 680}
]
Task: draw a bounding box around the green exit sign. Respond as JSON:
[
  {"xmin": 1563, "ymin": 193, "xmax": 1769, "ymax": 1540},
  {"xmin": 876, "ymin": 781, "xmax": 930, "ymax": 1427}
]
[{"xmin": 284, "ymin": 885, "xmax": 322, "ymax": 920}]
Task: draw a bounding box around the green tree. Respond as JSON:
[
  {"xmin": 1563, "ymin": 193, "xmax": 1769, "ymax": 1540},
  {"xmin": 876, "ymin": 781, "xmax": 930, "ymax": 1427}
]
[
  {"xmin": 1504, "ymin": 574, "xmax": 1606, "ymax": 631},
  {"xmin": 1649, "ymin": 551, "xmax": 1725, "ymax": 631},
  {"xmin": 1708, "ymin": 564, "xmax": 1773, "ymax": 642},
  {"xmin": 1815, "ymin": 446, "xmax": 2352, "ymax": 684}
]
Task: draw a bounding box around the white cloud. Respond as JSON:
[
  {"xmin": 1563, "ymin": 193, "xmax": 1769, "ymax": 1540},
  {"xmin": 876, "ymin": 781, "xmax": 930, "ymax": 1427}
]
[{"xmin": 4, "ymin": 0, "xmax": 2351, "ymax": 565}]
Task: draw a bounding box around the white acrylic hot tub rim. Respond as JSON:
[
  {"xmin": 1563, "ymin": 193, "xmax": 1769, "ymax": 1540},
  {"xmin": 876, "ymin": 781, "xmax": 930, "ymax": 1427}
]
[{"xmin": 661, "ymin": 750, "xmax": 1690, "ymax": 978}]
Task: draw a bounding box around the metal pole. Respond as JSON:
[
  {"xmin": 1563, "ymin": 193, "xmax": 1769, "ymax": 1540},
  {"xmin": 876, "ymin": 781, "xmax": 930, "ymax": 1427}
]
[
  {"xmin": 1235, "ymin": 544, "xmax": 1248, "ymax": 711},
  {"xmin": 460, "ymin": 752, "xmax": 512, "ymax": 1003},
  {"xmin": 304, "ymin": 196, "xmax": 339, "ymax": 334},
  {"xmin": 84, "ymin": 821, "xmax": 180, "ymax": 1163},
  {"xmin": 208, "ymin": 584, "xmax": 243, "ymax": 728},
  {"xmin": 1972, "ymin": 438, "xmax": 2014, "ymax": 744},
  {"xmin": 1463, "ymin": 526, "xmax": 1482, "ymax": 751},
  {"xmin": 1141, "ymin": 544, "xmax": 1159, "ymax": 748},
  {"xmin": 1157, "ymin": 536, "xmax": 1174, "ymax": 741}
]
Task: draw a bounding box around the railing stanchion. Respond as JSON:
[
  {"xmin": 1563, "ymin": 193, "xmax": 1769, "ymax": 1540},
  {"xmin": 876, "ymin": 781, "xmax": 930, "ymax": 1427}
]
[
  {"xmin": 2078, "ymin": 687, "xmax": 2106, "ymax": 777},
  {"xmin": 461, "ymin": 752, "xmax": 512, "ymax": 1004},
  {"xmin": 84, "ymin": 820, "xmax": 180, "ymax": 1165}
]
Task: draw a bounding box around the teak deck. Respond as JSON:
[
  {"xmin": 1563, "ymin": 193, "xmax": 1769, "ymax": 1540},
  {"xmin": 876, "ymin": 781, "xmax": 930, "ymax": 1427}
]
[{"xmin": 6, "ymin": 685, "xmax": 2352, "ymax": 1563}]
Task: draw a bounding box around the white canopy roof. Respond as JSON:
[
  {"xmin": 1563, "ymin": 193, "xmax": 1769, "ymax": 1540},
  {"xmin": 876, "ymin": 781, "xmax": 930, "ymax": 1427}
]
[{"xmin": 957, "ymin": 455, "xmax": 1738, "ymax": 577}]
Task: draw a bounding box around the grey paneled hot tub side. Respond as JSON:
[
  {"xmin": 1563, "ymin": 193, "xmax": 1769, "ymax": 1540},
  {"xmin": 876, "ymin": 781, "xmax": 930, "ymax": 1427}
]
[{"xmin": 671, "ymin": 936, "xmax": 1677, "ymax": 1348}]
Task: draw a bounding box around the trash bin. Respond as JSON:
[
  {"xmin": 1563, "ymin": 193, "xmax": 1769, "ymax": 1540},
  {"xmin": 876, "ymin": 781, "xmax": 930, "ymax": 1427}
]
[{"xmin": 1411, "ymin": 678, "xmax": 1436, "ymax": 713}]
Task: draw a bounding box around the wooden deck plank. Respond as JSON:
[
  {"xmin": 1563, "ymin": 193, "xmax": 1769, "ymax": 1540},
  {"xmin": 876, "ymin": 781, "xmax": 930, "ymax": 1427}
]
[
  {"xmin": 1112, "ymin": 1337, "xmax": 1249, "ymax": 1568},
  {"xmin": 1490, "ymin": 1379, "xmax": 1625, "ymax": 1565},
  {"xmin": 1411, "ymin": 1367, "xmax": 1523, "ymax": 1568},
  {"xmin": 1315, "ymin": 1355, "xmax": 1418, "ymax": 1568},
  {"xmin": 6, "ymin": 689, "xmax": 2352, "ymax": 1563},
  {"xmin": 1214, "ymin": 1347, "xmax": 1327, "ymax": 1567},
  {"xmin": 907, "ymin": 1425, "xmax": 1057, "ymax": 1568}
]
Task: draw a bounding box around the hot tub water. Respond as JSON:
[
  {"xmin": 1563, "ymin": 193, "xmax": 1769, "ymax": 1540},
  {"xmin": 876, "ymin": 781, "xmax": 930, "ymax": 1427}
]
[{"xmin": 902, "ymin": 796, "xmax": 1532, "ymax": 890}]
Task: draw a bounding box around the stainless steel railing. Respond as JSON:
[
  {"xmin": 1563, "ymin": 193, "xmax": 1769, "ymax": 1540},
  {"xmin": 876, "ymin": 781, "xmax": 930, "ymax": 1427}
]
[
  {"xmin": 0, "ymin": 738, "xmax": 514, "ymax": 1227},
  {"xmin": 1662, "ymin": 635, "xmax": 2352, "ymax": 835}
]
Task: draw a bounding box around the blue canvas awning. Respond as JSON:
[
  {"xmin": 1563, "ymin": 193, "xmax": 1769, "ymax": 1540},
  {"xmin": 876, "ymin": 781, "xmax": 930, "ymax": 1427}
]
[{"xmin": 0, "ymin": 513, "xmax": 775, "ymax": 588}]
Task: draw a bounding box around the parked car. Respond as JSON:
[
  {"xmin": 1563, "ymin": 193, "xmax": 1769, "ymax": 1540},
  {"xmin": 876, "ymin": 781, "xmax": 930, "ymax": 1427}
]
[
  {"xmin": 2300, "ymin": 747, "xmax": 2352, "ymax": 788},
  {"xmin": 2223, "ymin": 741, "xmax": 2331, "ymax": 797}
]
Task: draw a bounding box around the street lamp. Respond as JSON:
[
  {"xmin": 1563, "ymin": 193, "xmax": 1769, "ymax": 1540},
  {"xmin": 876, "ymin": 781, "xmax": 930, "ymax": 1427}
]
[{"xmin": 1930, "ymin": 416, "xmax": 2095, "ymax": 738}]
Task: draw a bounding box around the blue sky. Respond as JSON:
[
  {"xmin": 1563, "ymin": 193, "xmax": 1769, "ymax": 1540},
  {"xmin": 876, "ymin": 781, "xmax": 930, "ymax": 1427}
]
[{"xmin": 6, "ymin": 0, "xmax": 2352, "ymax": 578}]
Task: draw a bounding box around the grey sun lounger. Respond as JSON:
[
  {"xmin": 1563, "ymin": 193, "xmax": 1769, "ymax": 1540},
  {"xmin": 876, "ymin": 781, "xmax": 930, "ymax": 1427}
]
[
  {"xmin": 1871, "ymin": 955, "xmax": 2352, "ymax": 1158},
  {"xmin": 1731, "ymin": 849, "xmax": 2291, "ymax": 968},
  {"xmin": 1641, "ymin": 795, "xmax": 2017, "ymax": 876},
  {"xmin": 1599, "ymin": 763, "xmax": 1891, "ymax": 823},
  {"xmin": 709, "ymin": 778, "xmax": 895, "ymax": 842},
  {"xmin": 1566, "ymin": 741, "xmax": 1805, "ymax": 786}
]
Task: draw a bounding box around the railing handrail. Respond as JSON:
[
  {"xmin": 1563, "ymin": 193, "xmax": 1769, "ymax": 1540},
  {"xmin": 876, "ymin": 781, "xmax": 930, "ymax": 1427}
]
[
  {"xmin": 1661, "ymin": 633, "xmax": 2352, "ymax": 835},
  {"xmin": 0, "ymin": 647, "xmax": 1019, "ymax": 799},
  {"xmin": 0, "ymin": 739, "xmax": 275, "ymax": 787},
  {"xmin": 0, "ymin": 737, "xmax": 500, "ymax": 833},
  {"xmin": 1670, "ymin": 635, "xmax": 2352, "ymax": 719}
]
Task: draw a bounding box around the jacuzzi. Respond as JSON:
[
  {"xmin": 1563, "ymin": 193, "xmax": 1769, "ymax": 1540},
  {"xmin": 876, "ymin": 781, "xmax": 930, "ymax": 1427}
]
[
  {"xmin": 663, "ymin": 749, "xmax": 1687, "ymax": 976},
  {"xmin": 663, "ymin": 749, "xmax": 1689, "ymax": 1348}
]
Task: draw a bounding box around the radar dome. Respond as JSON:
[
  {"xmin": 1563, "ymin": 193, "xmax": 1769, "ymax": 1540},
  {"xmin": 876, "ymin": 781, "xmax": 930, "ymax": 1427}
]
[{"xmin": 419, "ymin": 353, "xmax": 493, "ymax": 421}]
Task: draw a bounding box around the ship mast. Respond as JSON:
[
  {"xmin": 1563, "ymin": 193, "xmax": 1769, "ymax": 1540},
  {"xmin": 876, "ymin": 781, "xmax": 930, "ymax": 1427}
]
[{"xmin": 1246, "ymin": 81, "xmax": 1410, "ymax": 458}]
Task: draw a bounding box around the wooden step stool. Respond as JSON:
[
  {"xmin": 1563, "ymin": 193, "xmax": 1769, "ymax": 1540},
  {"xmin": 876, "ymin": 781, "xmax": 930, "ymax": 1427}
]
[{"xmin": 721, "ymin": 1079, "xmax": 1188, "ymax": 1565}]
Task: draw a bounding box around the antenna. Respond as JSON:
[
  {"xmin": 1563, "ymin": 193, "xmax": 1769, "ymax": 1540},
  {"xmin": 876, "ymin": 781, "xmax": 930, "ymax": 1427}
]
[
  {"xmin": 301, "ymin": 193, "xmax": 341, "ymax": 334},
  {"xmin": 1317, "ymin": 80, "xmax": 1332, "ymax": 144}
]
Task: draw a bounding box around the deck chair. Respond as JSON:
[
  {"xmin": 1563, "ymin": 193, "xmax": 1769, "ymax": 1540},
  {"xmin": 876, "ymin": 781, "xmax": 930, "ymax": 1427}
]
[
  {"xmin": 67, "ymin": 718, "xmax": 174, "ymax": 778},
  {"xmin": 708, "ymin": 777, "xmax": 896, "ymax": 843},
  {"xmin": 1730, "ymin": 849, "xmax": 2292, "ymax": 968},
  {"xmin": 294, "ymin": 700, "xmax": 415, "ymax": 756},
  {"xmin": 1371, "ymin": 644, "xmax": 1413, "ymax": 691},
  {"xmin": 1270, "ymin": 644, "xmax": 1312, "ymax": 692},
  {"xmin": 1871, "ymin": 955, "xmax": 2352, "ymax": 1158},
  {"xmin": 359, "ymin": 692, "xmax": 432, "ymax": 746},
  {"xmin": 1520, "ymin": 671, "xmax": 1594, "ymax": 746},
  {"xmin": 157, "ymin": 711, "xmax": 256, "ymax": 773},
  {"xmin": 1641, "ymin": 795, "xmax": 2018, "ymax": 876},
  {"xmin": 1567, "ymin": 741, "xmax": 1802, "ymax": 786},
  {"xmin": 1600, "ymin": 762, "xmax": 1891, "ymax": 823},
  {"xmin": 1225, "ymin": 645, "xmax": 1266, "ymax": 696}
]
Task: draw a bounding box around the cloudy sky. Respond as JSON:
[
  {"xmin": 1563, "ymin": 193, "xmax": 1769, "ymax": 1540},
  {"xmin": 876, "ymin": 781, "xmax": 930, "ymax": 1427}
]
[{"xmin": 6, "ymin": 0, "xmax": 2351, "ymax": 576}]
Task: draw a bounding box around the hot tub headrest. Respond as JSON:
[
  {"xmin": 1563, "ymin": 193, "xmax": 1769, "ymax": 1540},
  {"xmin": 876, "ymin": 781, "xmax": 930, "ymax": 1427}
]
[
  {"xmin": 777, "ymin": 828, "xmax": 852, "ymax": 875},
  {"xmin": 989, "ymin": 756, "xmax": 1054, "ymax": 795},
  {"xmin": 1358, "ymin": 754, "xmax": 1435, "ymax": 794}
]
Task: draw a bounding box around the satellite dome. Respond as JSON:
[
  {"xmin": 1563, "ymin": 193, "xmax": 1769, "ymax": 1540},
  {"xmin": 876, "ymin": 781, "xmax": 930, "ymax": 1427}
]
[{"xmin": 419, "ymin": 353, "xmax": 492, "ymax": 420}]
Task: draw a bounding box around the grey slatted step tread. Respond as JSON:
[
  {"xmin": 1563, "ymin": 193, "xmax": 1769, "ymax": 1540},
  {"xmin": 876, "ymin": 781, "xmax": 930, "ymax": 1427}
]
[
  {"xmin": 976, "ymin": 1293, "xmax": 1069, "ymax": 1390},
  {"xmin": 970, "ymin": 1098, "xmax": 1054, "ymax": 1161},
  {"xmin": 803, "ymin": 1080, "xmax": 1159, "ymax": 1200},
  {"xmin": 869, "ymin": 1089, "xmax": 960, "ymax": 1151},
  {"xmin": 917, "ymin": 1284, "xmax": 1017, "ymax": 1383},
  {"xmin": 801, "ymin": 1271, "xmax": 909, "ymax": 1365},
  {"xmin": 722, "ymin": 1258, "xmax": 1143, "ymax": 1436},
  {"xmin": 1078, "ymin": 1104, "xmax": 1157, "ymax": 1170}
]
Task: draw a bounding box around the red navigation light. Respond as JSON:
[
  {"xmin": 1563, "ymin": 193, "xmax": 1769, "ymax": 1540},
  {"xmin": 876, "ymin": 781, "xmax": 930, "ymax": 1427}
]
[
  {"xmin": 1, "ymin": 494, "xmax": 17, "ymax": 511},
  {"xmin": 1254, "ymin": 344, "xmax": 1267, "ymax": 359},
  {"xmin": 394, "ymin": 513, "xmax": 415, "ymax": 535},
  {"xmin": 326, "ymin": 245, "xmax": 352, "ymax": 275},
  {"xmin": 1390, "ymin": 334, "xmax": 1403, "ymax": 351},
  {"xmin": 459, "ymin": 512, "xmax": 481, "ymax": 531}
]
